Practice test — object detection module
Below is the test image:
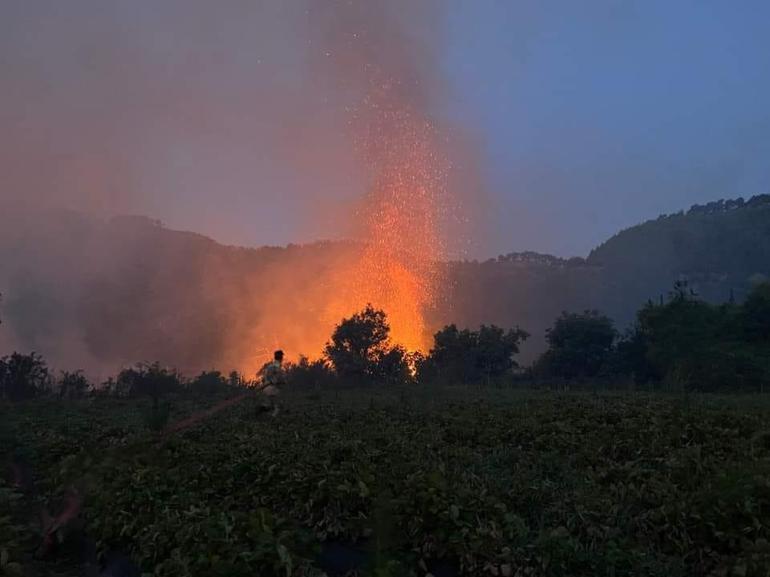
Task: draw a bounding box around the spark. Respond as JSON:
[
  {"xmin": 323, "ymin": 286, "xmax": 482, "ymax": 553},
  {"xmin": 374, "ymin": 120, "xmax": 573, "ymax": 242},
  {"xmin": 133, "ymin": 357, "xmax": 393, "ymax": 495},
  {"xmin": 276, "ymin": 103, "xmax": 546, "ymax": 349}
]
[
  {"xmin": 240, "ymin": 75, "xmax": 451, "ymax": 372},
  {"xmin": 323, "ymin": 80, "xmax": 448, "ymax": 354}
]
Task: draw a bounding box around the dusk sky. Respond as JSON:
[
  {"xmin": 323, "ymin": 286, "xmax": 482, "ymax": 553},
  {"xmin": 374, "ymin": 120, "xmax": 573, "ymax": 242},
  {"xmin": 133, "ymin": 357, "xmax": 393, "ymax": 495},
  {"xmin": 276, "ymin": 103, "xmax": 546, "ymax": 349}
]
[{"xmin": 2, "ymin": 0, "xmax": 769, "ymax": 258}]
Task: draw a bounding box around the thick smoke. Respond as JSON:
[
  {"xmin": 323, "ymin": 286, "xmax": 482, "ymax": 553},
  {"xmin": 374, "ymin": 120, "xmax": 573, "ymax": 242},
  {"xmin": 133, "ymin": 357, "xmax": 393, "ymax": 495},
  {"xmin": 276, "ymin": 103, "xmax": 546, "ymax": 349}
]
[{"xmin": 0, "ymin": 1, "xmax": 478, "ymax": 376}]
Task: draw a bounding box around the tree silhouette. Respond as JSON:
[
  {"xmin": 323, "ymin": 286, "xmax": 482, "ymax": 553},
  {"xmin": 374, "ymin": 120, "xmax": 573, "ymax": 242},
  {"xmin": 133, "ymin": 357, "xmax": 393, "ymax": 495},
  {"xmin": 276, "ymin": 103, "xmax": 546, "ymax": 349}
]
[
  {"xmin": 0, "ymin": 352, "xmax": 49, "ymax": 400},
  {"xmin": 536, "ymin": 311, "xmax": 616, "ymax": 380},
  {"xmin": 58, "ymin": 370, "xmax": 90, "ymax": 399},
  {"xmin": 420, "ymin": 324, "xmax": 528, "ymax": 385},
  {"xmin": 324, "ymin": 305, "xmax": 409, "ymax": 383}
]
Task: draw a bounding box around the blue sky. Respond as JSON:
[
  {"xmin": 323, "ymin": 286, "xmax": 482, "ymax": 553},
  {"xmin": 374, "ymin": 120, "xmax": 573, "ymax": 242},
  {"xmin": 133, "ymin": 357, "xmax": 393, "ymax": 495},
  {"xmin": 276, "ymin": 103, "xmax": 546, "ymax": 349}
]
[
  {"xmin": 2, "ymin": 1, "xmax": 769, "ymax": 257},
  {"xmin": 441, "ymin": 0, "xmax": 770, "ymax": 255}
]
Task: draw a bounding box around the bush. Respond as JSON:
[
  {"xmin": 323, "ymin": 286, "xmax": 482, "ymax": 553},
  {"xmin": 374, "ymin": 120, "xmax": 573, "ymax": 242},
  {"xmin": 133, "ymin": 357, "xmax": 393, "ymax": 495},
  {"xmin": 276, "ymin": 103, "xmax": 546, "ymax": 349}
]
[
  {"xmin": 58, "ymin": 370, "xmax": 91, "ymax": 399},
  {"xmin": 117, "ymin": 362, "xmax": 182, "ymax": 400},
  {"xmin": 418, "ymin": 324, "xmax": 528, "ymax": 385},
  {"xmin": 285, "ymin": 356, "xmax": 336, "ymax": 389},
  {"xmin": 189, "ymin": 370, "xmax": 228, "ymax": 394}
]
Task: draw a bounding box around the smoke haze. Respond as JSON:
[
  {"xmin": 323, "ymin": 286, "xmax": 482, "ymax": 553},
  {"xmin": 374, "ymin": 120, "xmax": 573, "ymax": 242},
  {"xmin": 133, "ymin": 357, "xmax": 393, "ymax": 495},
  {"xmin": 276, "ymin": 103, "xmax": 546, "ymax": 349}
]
[
  {"xmin": 4, "ymin": 1, "xmax": 768, "ymax": 375},
  {"xmin": 0, "ymin": 0, "xmax": 479, "ymax": 375}
]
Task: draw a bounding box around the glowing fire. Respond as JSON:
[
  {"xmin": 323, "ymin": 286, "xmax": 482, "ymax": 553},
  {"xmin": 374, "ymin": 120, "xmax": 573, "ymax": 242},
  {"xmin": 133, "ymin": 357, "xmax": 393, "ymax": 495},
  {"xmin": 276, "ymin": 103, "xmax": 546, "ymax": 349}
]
[
  {"xmin": 243, "ymin": 81, "xmax": 448, "ymax": 373},
  {"xmin": 325, "ymin": 86, "xmax": 446, "ymax": 354}
]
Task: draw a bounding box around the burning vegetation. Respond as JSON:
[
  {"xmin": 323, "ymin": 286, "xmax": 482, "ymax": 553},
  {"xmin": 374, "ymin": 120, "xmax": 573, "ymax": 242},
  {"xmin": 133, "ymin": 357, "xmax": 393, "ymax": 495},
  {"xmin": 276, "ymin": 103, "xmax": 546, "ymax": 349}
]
[{"xmin": 320, "ymin": 83, "xmax": 449, "ymax": 358}]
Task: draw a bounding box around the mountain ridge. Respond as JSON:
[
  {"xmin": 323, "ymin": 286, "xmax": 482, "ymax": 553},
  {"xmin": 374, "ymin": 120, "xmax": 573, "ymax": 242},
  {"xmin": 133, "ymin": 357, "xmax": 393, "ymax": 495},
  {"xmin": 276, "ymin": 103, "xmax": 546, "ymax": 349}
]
[{"xmin": 1, "ymin": 195, "xmax": 769, "ymax": 372}]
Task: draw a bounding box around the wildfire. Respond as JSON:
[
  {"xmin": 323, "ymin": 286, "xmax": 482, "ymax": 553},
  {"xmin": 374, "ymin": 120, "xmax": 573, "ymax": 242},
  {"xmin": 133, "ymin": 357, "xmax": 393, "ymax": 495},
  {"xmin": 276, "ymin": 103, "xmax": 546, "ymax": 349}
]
[
  {"xmin": 243, "ymin": 80, "xmax": 449, "ymax": 373},
  {"xmin": 324, "ymin": 84, "xmax": 447, "ymax": 354}
]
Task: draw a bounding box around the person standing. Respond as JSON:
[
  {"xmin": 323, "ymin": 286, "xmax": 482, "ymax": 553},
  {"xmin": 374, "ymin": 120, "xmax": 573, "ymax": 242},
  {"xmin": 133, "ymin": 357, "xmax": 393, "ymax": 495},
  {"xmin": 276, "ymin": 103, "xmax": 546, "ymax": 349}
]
[{"xmin": 257, "ymin": 350, "xmax": 285, "ymax": 417}]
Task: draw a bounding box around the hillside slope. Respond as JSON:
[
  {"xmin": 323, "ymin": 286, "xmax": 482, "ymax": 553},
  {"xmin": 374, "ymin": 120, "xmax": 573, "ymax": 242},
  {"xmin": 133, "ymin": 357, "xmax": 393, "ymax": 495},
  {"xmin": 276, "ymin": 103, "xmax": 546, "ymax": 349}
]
[
  {"xmin": 1, "ymin": 196, "xmax": 769, "ymax": 372},
  {"xmin": 445, "ymin": 195, "xmax": 770, "ymax": 361}
]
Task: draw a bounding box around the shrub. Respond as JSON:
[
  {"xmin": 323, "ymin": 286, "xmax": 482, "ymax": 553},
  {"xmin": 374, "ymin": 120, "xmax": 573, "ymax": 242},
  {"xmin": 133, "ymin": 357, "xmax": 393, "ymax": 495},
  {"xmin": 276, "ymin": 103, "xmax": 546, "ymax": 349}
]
[
  {"xmin": 419, "ymin": 324, "xmax": 529, "ymax": 385},
  {"xmin": 189, "ymin": 370, "xmax": 228, "ymax": 394},
  {"xmin": 285, "ymin": 356, "xmax": 336, "ymax": 389},
  {"xmin": 117, "ymin": 362, "xmax": 182, "ymax": 400},
  {"xmin": 58, "ymin": 370, "xmax": 91, "ymax": 399}
]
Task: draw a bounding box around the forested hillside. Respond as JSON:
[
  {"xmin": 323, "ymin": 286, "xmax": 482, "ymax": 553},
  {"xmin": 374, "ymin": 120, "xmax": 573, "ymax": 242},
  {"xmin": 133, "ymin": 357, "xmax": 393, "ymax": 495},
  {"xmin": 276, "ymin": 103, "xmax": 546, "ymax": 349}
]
[
  {"xmin": 1, "ymin": 196, "xmax": 769, "ymax": 371},
  {"xmin": 440, "ymin": 195, "xmax": 770, "ymax": 360},
  {"xmin": 588, "ymin": 194, "xmax": 770, "ymax": 314}
]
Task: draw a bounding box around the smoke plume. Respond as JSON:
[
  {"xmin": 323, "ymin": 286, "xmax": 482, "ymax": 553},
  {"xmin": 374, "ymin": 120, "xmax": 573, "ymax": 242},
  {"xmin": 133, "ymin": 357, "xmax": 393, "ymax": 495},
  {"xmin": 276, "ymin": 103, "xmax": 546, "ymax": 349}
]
[{"xmin": 0, "ymin": 1, "xmax": 476, "ymax": 376}]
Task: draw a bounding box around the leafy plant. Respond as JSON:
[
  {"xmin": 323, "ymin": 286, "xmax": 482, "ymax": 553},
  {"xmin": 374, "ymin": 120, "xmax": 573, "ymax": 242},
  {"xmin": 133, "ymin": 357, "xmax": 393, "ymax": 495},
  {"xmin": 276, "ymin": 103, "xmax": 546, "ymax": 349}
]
[{"xmin": 5, "ymin": 391, "xmax": 770, "ymax": 576}]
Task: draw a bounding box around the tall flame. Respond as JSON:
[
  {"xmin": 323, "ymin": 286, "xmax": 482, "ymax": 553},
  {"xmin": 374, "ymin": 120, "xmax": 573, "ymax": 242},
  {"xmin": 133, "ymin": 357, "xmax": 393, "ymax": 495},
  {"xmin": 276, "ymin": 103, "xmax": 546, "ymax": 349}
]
[
  {"xmin": 324, "ymin": 83, "xmax": 447, "ymax": 354},
  {"xmin": 244, "ymin": 81, "xmax": 448, "ymax": 372}
]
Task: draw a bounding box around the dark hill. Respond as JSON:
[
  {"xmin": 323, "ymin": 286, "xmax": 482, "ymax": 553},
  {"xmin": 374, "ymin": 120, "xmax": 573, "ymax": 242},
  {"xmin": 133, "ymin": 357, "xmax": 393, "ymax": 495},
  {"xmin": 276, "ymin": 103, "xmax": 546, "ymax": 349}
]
[
  {"xmin": 1, "ymin": 196, "xmax": 769, "ymax": 371},
  {"xmin": 445, "ymin": 195, "xmax": 770, "ymax": 361}
]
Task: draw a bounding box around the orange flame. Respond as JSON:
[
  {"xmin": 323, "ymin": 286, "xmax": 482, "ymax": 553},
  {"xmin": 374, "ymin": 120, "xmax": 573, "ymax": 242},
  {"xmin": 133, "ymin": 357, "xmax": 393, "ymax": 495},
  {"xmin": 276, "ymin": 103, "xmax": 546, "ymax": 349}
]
[
  {"xmin": 325, "ymin": 89, "xmax": 446, "ymax": 354},
  {"xmin": 241, "ymin": 83, "xmax": 448, "ymax": 374}
]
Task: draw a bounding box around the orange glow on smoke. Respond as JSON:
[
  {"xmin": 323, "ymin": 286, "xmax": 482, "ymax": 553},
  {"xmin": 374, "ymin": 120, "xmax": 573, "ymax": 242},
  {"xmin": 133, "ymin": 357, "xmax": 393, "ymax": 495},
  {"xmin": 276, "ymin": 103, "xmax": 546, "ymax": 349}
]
[
  {"xmin": 323, "ymin": 89, "xmax": 447, "ymax": 355},
  {"xmin": 243, "ymin": 83, "xmax": 448, "ymax": 374}
]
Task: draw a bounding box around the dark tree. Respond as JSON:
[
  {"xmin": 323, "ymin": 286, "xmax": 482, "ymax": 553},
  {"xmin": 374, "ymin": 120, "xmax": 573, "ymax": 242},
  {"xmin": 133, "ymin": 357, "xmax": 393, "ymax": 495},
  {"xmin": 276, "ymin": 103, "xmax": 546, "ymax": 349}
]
[
  {"xmin": 324, "ymin": 305, "xmax": 390, "ymax": 381},
  {"xmin": 477, "ymin": 325, "xmax": 529, "ymax": 385},
  {"xmin": 425, "ymin": 325, "xmax": 478, "ymax": 384},
  {"xmin": 285, "ymin": 356, "xmax": 336, "ymax": 389},
  {"xmin": 742, "ymin": 282, "xmax": 770, "ymax": 342},
  {"xmin": 228, "ymin": 371, "xmax": 243, "ymax": 388},
  {"xmin": 58, "ymin": 370, "xmax": 90, "ymax": 399},
  {"xmin": 0, "ymin": 352, "xmax": 50, "ymax": 400},
  {"xmin": 117, "ymin": 362, "xmax": 181, "ymax": 401},
  {"xmin": 324, "ymin": 305, "xmax": 411, "ymax": 384},
  {"xmin": 536, "ymin": 311, "xmax": 616, "ymax": 380},
  {"xmin": 189, "ymin": 370, "xmax": 228, "ymax": 394},
  {"xmin": 633, "ymin": 281, "xmax": 770, "ymax": 391},
  {"xmin": 612, "ymin": 325, "xmax": 660, "ymax": 384},
  {"xmin": 420, "ymin": 324, "xmax": 528, "ymax": 385},
  {"xmin": 373, "ymin": 345, "xmax": 413, "ymax": 386}
]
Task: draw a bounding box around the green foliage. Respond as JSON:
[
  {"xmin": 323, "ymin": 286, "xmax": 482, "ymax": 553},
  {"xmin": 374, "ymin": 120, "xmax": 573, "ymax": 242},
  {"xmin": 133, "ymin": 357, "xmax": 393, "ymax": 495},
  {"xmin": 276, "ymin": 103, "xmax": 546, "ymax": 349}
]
[
  {"xmin": 4, "ymin": 392, "xmax": 770, "ymax": 576},
  {"xmin": 633, "ymin": 281, "xmax": 770, "ymax": 391},
  {"xmin": 0, "ymin": 351, "xmax": 49, "ymax": 400},
  {"xmin": 535, "ymin": 311, "xmax": 616, "ymax": 380},
  {"xmin": 0, "ymin": 487, "xmax": 34, "ymax": 577},
  {"xmin": 419, "ymin": 324, "xmax": 528, "ymax": 385}
]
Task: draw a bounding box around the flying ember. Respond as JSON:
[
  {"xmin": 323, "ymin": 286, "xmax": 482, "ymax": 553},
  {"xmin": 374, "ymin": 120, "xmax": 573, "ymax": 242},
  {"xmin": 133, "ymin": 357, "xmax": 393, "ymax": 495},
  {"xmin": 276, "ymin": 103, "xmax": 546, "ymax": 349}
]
[
  {"xmin": 323, "ymin": 86, "xmax": 448, "ymax": 354},
  {"xmin": 242, "ymin": 80, "xmax": 450, "ymax": 372}
]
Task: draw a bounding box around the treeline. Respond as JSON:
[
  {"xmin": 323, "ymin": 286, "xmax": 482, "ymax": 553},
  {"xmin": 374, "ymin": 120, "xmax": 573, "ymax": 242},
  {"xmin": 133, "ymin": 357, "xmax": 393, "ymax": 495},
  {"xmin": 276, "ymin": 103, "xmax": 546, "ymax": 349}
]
[
  {"xmin": 534, "ymin": 281, "xmax": 770, "ymax": 392},
  {"xmin": 0, "ymin": 304, "xmax": 530, "ymax": 399},
  {"xmin": 0, "ymin": 356, "xmax": 249, "ymax": 402},
  {"xmin": 287, "ymin": 304, "xmax": 530, "ymax": 388},
  {"xmin": 287, "ymin": 280, "xmax": 770, "ymax": 392},
  {"xmin": 2, "ymin": 281, "xmax": 769, "ymax": 399}
]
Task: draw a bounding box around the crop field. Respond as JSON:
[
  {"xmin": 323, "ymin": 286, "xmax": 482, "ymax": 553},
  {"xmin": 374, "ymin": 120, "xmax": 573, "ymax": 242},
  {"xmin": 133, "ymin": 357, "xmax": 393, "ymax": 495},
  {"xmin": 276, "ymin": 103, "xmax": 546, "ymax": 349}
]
[{"xmin": 3, "ymin": 389, "xmax": 770, "ymax": 577}]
